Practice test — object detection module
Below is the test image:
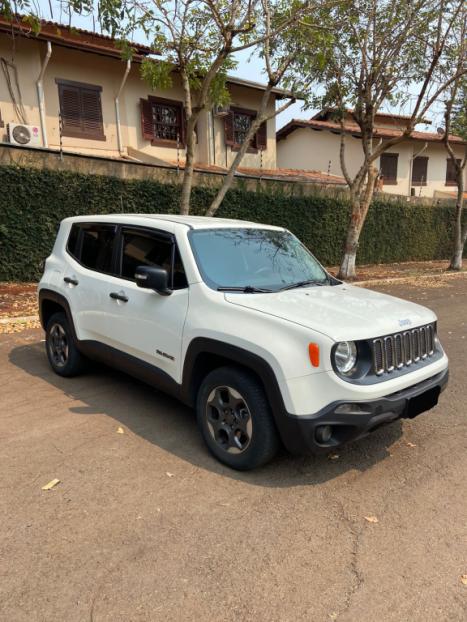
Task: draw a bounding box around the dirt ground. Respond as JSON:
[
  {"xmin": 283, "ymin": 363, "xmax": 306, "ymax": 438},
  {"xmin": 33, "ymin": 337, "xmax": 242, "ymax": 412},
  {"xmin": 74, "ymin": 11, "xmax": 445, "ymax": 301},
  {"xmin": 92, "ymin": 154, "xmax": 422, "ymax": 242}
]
[{"xmin": 0, "ymin": 274, "xmax": 466, "ymax": 622}]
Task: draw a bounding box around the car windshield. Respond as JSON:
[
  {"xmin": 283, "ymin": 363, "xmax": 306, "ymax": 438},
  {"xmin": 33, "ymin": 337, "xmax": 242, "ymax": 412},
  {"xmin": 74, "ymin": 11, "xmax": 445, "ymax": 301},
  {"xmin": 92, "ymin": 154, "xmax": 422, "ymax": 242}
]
[{"xmin": 189, "ymin": 228, "xmax": 330, "ymax": 291}]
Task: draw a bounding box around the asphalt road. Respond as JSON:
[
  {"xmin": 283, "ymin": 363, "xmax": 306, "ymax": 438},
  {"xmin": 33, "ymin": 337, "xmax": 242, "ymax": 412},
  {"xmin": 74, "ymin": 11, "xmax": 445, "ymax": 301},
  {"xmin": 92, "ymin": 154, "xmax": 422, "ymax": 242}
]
[{"xmin": 1, "ymin": 275, "xmax": 466, "ymax": 622}]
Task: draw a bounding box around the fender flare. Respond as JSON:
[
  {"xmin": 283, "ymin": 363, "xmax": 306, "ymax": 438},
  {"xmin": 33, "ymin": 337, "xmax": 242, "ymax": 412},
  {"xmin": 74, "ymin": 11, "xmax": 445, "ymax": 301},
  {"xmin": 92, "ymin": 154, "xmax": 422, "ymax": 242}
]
[
  {"xmin": 38, "ymin": 289, "xmax": 79, "ymax": 342},
  {"xmin": 181, "ymin": 337, "xmax": 290, "ymax": 437}
]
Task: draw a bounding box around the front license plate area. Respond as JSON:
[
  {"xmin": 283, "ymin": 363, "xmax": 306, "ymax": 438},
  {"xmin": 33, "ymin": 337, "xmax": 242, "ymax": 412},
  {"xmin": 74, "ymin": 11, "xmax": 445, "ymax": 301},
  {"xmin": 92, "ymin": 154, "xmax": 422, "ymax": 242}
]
[{"xmin": 405, "ymin": 387, "xmax": 440, "ymax": 419}]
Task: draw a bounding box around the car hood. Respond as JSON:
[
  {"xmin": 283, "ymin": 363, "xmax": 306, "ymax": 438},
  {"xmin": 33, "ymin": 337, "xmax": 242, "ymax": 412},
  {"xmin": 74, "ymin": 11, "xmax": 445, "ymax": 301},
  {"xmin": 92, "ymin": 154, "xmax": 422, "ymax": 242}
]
[{"xmin": 224, "ymin": 283, "xmax": 436, "ymax": 341}]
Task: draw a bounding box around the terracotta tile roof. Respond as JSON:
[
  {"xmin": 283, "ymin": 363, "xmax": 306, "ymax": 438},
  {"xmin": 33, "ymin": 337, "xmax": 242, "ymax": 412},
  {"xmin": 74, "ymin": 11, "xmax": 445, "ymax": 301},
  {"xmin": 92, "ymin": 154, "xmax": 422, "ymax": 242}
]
[
  {"xmin": 277, "ymin": 118, "xmax": 466, "ymax": 145},
  {"xmin": 166, "ymin": 160, "xmax": 347, "ymax": 184},
  {"xmin": 0, "ymin": 16, "xmax": 154, "ymax": 58}
]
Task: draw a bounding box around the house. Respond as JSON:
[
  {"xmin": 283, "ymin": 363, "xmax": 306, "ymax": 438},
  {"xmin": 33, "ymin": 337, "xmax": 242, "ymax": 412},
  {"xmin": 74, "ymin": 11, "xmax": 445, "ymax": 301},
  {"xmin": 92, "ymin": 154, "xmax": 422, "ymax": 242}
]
[
  {"xmin": 0, "ymin": 17, "xmax": 292, "ymax": 173},
  {"xmin": 277, "ymin": 110, "xmax": 467, "ymax": 198}
]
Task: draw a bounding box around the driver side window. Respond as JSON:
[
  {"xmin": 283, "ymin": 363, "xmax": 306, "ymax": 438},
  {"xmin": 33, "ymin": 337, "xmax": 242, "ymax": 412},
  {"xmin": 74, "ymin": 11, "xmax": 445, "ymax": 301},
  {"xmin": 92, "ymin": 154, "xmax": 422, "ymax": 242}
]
[{"xmin": 119, "ymin": 228, "xmax": 188, "ymax": 289}]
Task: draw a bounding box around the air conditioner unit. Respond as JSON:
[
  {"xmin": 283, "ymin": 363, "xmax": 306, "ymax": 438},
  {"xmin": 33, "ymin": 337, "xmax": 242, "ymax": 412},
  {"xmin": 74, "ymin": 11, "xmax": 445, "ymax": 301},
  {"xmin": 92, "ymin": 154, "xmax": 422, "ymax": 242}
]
[
  {"xmin": 213, "ymin": 104, "xmax": 230, "ymax": 118},
  {"xmin": 8, "ymin": 123, "xmax": 41, "ymax": 147}
]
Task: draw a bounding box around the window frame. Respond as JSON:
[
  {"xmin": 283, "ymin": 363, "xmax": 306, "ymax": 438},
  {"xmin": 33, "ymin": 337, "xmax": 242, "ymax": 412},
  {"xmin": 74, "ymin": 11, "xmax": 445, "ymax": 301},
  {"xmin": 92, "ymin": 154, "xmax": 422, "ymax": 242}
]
[
  {"xmin": 65, "ymin": 222, "xmax": 119, "ymax": 275},
  {"xmin": 56, "ymin": 78, "xmax": 106, "ymax": 142},
  {"xmin": 379, "ymin": 153, "xmax": 399, "ymax": 185},
  {"xmin": 114, "ymin": 225, "xmax": 188, "ymax": 290},
  {"xmin": 146, "ymin": 95, "xmax": 185, "ymax": 148},
  {"xmin": 445, "ymin": 157, "xmax": 461, "ymax": 186},
  {"xmin": 411, "ymin": 155, "xmax": 429, "ymax": 187}
]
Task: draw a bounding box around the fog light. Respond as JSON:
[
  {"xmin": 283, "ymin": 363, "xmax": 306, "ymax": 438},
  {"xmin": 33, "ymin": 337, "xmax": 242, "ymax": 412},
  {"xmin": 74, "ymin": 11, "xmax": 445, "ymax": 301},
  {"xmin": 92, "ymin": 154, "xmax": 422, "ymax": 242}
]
[{"xmin": 315, "ymin": 425, "xmax": 332, "ymax": 443}]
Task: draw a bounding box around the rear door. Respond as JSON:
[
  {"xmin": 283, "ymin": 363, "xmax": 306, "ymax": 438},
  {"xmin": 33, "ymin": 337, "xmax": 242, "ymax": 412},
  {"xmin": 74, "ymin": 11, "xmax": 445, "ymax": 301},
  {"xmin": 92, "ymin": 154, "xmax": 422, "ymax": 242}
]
[
  {"xmin": 62, "ymin": 222, "xmax": 123, "ymax": 345},
  {"xmin": 104, "ymin": 226, "xmax": 189, "ymax": 383}
]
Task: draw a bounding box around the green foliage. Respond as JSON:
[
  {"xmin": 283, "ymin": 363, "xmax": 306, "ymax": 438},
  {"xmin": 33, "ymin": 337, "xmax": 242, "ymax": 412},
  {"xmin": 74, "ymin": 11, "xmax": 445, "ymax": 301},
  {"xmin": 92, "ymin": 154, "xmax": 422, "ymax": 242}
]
[{"xmin": 0, "ymin": 164, "xmax": 464, "ymax": 282}]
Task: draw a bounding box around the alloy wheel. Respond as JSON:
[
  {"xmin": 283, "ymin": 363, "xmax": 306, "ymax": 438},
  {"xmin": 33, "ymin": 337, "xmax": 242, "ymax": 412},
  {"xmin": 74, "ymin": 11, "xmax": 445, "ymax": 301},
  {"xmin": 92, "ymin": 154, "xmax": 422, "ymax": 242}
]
[
  {"xmin": 48, "ymin": 323, "xmax": 69, "ymax": 368},
  {"xmin": 206, "ymin": 386, "xmax": 253, "ymax": 454}
]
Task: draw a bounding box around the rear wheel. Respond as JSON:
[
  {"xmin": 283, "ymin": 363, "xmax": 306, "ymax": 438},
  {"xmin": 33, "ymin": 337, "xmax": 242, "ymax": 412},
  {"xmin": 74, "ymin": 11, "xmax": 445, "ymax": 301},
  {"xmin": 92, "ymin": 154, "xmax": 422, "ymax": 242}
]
[
  {"xmin": 45, "ymin": 312, "xmax": 85, "ymax": 377},
  {"xmin": 196, "ymin": 366, "xmax": 279, "ymax": 470}
]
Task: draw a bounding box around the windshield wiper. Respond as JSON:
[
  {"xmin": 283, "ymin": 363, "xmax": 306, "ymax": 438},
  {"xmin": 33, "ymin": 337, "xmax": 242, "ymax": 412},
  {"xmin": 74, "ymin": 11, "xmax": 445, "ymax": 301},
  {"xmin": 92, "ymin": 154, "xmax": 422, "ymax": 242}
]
[
  {"xmin": 217, "ymin": 285, "xmax": 274, "ymax": 293},
  {"xmin": 278, "ymin": 279, "xmax": 328, "ymax": 291}
]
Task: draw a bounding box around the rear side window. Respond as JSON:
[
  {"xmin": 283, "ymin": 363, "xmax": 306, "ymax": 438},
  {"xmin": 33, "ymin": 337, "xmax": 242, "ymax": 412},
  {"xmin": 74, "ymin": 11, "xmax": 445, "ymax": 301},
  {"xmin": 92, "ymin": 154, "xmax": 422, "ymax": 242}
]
[
  {"xmin": 66, "ymin": 224, "xmax": 80, "ymax": 259},
  {"xmin": 66, "ymin": 223, "xmax": 116, "ymax": 273},
  {"xmin": 119, "ymin": 228, "xmax": 187, "ymax": 289}
]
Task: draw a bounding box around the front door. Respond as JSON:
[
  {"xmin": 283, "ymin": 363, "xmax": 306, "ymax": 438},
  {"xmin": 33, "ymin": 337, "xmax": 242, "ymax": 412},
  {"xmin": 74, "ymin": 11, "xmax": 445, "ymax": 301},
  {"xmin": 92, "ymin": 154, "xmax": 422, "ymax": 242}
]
[{"xmin": 105, "ymin": 226, "xmax": 189, "ymax": 383}]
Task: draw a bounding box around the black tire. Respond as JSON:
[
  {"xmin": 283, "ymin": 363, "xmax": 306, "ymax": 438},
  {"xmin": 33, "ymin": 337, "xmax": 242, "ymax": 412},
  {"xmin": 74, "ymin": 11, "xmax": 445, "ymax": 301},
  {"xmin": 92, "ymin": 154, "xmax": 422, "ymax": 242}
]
[
  {"xmin": 196, "ymin": 366, "xmax": 280, "ymax": 470},
  {"xmin": 45, "ymin": 312, "xmax": 85, "ymax": 377}
]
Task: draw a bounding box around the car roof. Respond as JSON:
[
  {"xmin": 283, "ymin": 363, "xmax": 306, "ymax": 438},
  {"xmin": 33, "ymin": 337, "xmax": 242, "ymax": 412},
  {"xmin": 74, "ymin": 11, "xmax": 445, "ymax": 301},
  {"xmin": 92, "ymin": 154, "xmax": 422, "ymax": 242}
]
[{"xmin": 63, "ymin": 214, "xmax": 285, "ymax": 231}]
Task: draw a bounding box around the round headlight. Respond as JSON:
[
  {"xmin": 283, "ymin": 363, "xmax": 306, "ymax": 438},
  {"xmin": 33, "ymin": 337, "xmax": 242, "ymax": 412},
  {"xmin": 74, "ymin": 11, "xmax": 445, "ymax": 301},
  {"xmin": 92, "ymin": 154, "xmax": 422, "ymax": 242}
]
[{"xmin": 334, "ymin": 341, "xmax": 357, "ymax": 375}]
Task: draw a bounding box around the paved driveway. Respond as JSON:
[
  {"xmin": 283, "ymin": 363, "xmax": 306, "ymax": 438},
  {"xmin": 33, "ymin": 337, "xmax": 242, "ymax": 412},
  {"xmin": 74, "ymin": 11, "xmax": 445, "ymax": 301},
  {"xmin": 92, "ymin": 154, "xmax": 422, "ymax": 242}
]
[{"xmin": 1, "ymin": 276, "xmax": 466, "ymax": 622}]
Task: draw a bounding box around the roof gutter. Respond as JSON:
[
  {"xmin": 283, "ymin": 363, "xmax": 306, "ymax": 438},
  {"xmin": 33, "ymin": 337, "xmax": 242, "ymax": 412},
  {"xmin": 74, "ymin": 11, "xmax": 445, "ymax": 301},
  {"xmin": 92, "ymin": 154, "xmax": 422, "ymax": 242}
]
[
  {"xmin": 115, "ymin": 59, "xmax": 131, "ymax": 156},
  {"xmin": 36, "ymin": 41, "xmax": 52, "ymax": 147}
]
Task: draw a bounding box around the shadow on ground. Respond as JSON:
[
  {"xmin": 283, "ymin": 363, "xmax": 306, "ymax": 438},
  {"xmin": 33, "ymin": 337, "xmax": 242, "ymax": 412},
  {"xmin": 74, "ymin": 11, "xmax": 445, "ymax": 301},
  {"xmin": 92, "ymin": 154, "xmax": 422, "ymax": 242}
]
[{"xmin": 9, "ymin": 339, "xmax": 402, "ymax": 487}]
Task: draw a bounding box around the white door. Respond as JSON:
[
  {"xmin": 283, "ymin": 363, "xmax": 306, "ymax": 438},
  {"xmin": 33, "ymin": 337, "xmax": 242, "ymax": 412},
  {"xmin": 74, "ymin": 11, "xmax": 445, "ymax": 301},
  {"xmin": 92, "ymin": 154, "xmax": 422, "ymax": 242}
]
[
  {"xmin": 62, "ymin": 222, "xmax": 122, "ymax": 345},
  {"xmin": 104, "ymin": 226, "xmax": 189, "ymax": 383}
]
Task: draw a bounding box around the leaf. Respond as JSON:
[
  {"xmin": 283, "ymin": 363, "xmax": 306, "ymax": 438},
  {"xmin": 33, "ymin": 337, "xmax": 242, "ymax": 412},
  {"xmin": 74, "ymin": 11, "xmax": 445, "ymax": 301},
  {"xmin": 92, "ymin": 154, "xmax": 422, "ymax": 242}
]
[
  {"xmin": 166, "ymin": 472, "xmax": 175, "ymax": 478},
  {"xmin": 407, "ymin": 441, "xmax": 416, "ymax": 448},
  {"xmin": 364, "ymin": 515, "xmax": 379, "ymax": 523},
  {"xmin": 117, "ymin": 426, "xmax": 125, "ymax": 434},
  {"xmin": 461, "ymin": 575, "xmax": 467, "ymax": 586},
  {"xmin": 42, "ymin": 478, "xmax": 60, "ymax": 491},
  {"xmin": 328, "ymin": 453, "xmax": 340, "ymax": 461}
]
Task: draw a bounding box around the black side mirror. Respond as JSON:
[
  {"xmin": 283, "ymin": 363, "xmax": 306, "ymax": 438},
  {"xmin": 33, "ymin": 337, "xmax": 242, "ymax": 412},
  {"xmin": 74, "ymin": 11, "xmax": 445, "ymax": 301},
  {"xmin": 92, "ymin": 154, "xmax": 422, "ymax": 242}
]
[{"xmin": 135, "ymin": 266, "xmax": 172, "ymax": 296}]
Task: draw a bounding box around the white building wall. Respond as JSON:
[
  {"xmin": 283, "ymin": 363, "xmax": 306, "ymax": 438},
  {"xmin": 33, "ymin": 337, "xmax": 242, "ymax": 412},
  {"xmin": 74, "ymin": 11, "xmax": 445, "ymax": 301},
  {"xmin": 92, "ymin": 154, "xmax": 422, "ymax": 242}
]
[{"xmin": 277, "ymin": 127, "xmax": 466, "ymax": 198}]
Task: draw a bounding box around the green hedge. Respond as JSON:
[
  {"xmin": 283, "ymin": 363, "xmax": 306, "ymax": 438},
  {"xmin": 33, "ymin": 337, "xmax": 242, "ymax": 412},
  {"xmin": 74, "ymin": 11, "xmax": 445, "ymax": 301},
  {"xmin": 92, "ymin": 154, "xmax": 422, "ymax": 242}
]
[{"xmin": 0, "ymin": 164, "xmax": 464, "ymax": 281}]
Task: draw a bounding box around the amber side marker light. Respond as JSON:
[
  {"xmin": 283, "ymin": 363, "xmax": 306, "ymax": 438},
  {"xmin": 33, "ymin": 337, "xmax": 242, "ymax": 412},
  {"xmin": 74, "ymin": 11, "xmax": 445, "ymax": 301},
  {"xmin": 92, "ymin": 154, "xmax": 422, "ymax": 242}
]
[{"xmin": 309, "ymin": 343, "xmax": 320, "ymax": 367}]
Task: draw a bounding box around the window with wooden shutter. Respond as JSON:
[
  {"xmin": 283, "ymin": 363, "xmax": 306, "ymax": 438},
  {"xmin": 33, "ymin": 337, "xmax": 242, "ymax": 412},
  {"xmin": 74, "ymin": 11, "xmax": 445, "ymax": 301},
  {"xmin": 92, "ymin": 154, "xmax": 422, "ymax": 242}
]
[
  {"xmin": 255, "ymin": 121, "xmax": 267, "ymax": 151},
  {"xmin": 379, "ymin": 153, "xmax": 398, "ymax": 184},
  {"xmin": 140, "ymin": 96, "xmax": 185, "ymax": 147},
  {"xmin": 445, "ymin": 158, "xmax": 461, "ymax": 185},
  {"xmin": 224, "ymin": 107, "xmax": 265, "ymax": 153},
  {"xmin": 56, "ymin": 79, "xmax": 105, "ymax": 141},
  {"xmin": 411, "ymin": 156, "xmax": 428, "ymax": 186}
]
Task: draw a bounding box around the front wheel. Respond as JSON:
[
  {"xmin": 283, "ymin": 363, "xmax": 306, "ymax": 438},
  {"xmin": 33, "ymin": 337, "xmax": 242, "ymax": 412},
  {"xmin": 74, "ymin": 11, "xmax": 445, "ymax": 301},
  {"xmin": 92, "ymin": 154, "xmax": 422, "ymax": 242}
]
[{"xmin": 196, "ymin": 366, "xmax": 279, "ymax": 470}]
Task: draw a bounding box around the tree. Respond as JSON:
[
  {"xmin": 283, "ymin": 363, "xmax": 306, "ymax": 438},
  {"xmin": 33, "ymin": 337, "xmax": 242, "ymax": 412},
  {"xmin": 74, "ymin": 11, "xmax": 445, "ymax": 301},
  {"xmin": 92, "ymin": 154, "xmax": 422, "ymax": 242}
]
[
  {"xmin": 442, "ymin": 14, "xmax": 467, "ymax": 270},
  {"xmin": 297, "ymin": 0, "xmax": 467, "ymax": 279},
  {"xmin": 87, "ymin": 0, "xmax": 311, "ymax": 215}
]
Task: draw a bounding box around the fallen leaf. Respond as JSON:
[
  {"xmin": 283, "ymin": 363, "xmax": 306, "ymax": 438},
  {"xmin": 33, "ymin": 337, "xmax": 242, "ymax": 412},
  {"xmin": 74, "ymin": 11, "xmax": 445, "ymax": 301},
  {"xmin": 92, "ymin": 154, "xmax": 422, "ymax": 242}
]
[
  {"xmin": 407, "ymin": 442, "xmax": 416, "ymax": 448},
  {"xmin": 166, "ymin": 472, "xmax": 175, "ymax": 478},
  {"xmin": 117, "ymin": 426, "xmax": 124, "ymax": 434},
  {"xmin": 328, "ymin": 453, "xmax": 340, "ymax": 461},
  {"xmin": 364, "ymin": 515, "xmax": 379, "ymax": 524},
  {"xmin": 461, "ymin": 574, "xmax": 467, "ymax": 586},
  {"xmin": 42, "ymin": 478, "xmax": 60, "ymax": 491}
]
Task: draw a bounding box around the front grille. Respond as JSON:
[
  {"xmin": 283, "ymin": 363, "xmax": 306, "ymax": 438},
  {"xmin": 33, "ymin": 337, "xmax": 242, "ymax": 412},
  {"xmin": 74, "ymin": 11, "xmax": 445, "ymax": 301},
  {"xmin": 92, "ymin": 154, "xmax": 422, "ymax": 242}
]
[{"xmin": 372, "ymin": 323, "xmax": 436, "ymax": 375}]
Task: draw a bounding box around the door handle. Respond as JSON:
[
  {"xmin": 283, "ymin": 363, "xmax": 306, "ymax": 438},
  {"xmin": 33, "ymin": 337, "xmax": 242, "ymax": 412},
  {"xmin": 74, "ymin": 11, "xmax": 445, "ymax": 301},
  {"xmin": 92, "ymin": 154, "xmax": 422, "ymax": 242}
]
[
  {"xmin": 64, "ymin": 277, "xmax": 79, "ymax": 286},
  {"xmin": 109, "ymin": 292, "xmax": 129, "ymax": 303}
]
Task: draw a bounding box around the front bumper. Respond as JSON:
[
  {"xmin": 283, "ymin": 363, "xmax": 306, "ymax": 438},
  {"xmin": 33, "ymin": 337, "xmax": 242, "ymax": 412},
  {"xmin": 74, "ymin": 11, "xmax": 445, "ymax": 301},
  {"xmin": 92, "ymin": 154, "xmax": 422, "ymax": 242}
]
[{"xmin": 278, "ymin": 368, "xmax": 449, "ymax": 455}]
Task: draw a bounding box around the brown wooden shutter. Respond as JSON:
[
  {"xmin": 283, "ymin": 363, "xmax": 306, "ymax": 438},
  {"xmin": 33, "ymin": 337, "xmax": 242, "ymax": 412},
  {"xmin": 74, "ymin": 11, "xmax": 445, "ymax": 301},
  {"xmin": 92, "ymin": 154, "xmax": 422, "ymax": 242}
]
[
  {"xmin": 81, "ymin": 88, "xmax": 104, "ymax": 137},
  {"xmin": 255, "ymin": 121, "xmax": 267, "ymax": 150},
  {"xmin": 412, "ymin": 156, "xmax": 428, "ymax": 185},
  {"xmin": 446, "ymin": 158, "xmax": 460, "ymax": 184},
  {"xmin": 140, "ymin": 98, "xmax": 154, "ymax": 140},
  {"xmin": 59, "ymin": 83, "xmax": 82, "ymax": 133},
  {"xmin": 380, "ymin": 153, "xmax": 398, "ymax": 183},
  {"xmin": 224, "ymin": 111, "xmax": 234, "ymax": 146}
]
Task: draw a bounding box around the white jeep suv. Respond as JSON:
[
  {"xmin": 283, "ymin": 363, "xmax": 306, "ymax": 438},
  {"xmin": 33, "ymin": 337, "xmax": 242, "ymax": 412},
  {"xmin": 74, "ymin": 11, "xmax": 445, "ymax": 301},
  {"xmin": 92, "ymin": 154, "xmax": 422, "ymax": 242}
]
[{"xmin": 39, "ymin": 214, "xmax": 449, "ymax": 470}]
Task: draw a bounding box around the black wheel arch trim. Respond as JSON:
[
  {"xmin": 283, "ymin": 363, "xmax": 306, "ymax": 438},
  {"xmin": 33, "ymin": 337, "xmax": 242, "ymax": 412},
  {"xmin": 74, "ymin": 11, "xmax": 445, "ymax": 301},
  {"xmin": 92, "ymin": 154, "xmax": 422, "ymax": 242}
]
[
  {"xmin": 39, "ymin": 288, "xmax": 79, "ymax": 342},
  {"xmin": 180, "ymin": 337, "xmax": 290, "ymax": 441}
]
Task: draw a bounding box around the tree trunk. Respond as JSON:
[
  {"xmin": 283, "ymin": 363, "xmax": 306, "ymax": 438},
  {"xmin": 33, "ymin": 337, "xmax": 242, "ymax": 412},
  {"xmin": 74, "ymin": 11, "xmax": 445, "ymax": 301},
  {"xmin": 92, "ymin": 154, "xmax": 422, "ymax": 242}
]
[
  {"xmin": 337, "ymin": 167, "xmax": 378, "ymax": 280},
  {"xmin": 337, "ymin": 203, "xmax": 363, "ymax": 279},
  {"xmin": 179, "ymin": 123, "xmax": 196, "ymax": 215},
  {"xmin": 448, "ymin": 171, "xmax": 465, "ymax": 271},
  {"xmin": 205, "ymin": 118, "xmax": 262, "ymax": 217}
]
